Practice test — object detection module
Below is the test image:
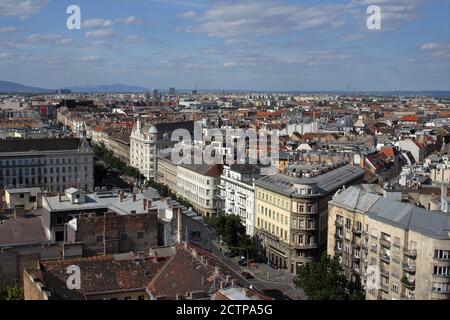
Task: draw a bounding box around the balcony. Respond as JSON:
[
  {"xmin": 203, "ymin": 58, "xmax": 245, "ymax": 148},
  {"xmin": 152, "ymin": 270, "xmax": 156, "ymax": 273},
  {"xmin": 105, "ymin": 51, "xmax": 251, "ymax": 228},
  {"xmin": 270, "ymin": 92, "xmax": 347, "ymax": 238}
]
[
  {"xmin": 294, "ymin": 243, "xmax": 318, "ymax": 250},
  {"xmin": 380, "ymin": 239, "xmax": 391, "ymax": 249},
  {"xmin": 335, "ymin": 220, "xmax": 343, "ymax": 228},
  {"xmin": 334, "ymin": 246, "xmax": 343, "ymax": 255},
  {"xmin": 380, "ymin": 253, "xmax": 390, "ymax": 264},
  {"xmin": 353, "ymin": 228, "xmax": 362, "ymax": 236},
  {"xmin": 353, "ymin": 255, "xmax": 361, "ymax": 261},
  {"xmin": 362, "ymin": 243, "xmax": 368, "ymax": 251},
  {"xmin": 402, "ymin": 263, "xmax": 416, "ymax": 274},
  {"xmin": 380, "ymin": 284, "xmax": 389, "ymax": 293},
  {"xmin": 401, "ymin": 278, "xmax": 415, "ymax": 289},
  {"xmin": 334, "ymin": 232, "xmax": 343, "ymax": 239},
  {"xmin": 380, "ymin": 268, "xmax": 390, "ymax": 278},
  {"xmin": 403, "ymin": 248, "xmax": 417, "ymax": 259},
  {"xmin": 400, "ymin": 294, "xmax": 415, "ymax": 300},
  {"xmin": 362, "ymin": 231, "xmax": 369, "ymax": 239}
]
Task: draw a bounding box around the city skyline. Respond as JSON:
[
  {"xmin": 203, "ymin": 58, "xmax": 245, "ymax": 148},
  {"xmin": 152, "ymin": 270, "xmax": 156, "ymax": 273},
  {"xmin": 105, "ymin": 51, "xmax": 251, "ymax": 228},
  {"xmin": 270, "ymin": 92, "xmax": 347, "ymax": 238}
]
[{"xmin": 0, "ymin": 0, "xmax": 449, "ymax": 91}]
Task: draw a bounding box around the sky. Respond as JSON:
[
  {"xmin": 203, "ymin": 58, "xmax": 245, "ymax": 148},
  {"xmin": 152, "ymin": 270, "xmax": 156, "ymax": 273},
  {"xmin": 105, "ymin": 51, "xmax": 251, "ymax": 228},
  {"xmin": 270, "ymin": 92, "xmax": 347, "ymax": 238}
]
[{"xmin": 0, "ymin": 0, "xmax": 449, "ymax": 91}]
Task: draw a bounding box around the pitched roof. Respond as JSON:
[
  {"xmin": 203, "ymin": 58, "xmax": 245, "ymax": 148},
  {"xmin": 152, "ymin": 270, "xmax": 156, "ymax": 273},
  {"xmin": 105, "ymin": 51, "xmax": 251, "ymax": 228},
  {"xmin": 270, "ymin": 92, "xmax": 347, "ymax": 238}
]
[
  {"xmin": 330, "ymin": 186, "xmax": 450, "ymax": 240},
  {"xmin": 255, "ymin": 164, "xmax": 365, "ymax": 197},
  {"xmin": 0, "ymin": 138, "xmax": 81, "ymax": 153},
  {"xmin": 39, "ymin": 255, "xmax": 168, "ymax": 299}
]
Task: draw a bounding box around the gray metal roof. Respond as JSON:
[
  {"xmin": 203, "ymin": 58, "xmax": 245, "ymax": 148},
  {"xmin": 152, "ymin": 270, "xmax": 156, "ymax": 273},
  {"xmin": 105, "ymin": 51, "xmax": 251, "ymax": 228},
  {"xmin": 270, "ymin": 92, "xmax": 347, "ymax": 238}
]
[
  {"xmin": 254, "ymin": 164, "xmax": 365, "ymax": 197},
  {"xmin": 330, "ymin": 186, "xmax": 450, "ymax": 240}
]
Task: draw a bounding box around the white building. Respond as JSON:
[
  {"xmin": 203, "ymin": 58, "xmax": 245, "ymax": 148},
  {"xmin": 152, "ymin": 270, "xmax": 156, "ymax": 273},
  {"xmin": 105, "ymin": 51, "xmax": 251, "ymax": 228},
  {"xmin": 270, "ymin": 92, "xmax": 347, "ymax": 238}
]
[
  {"xmin": 177, "ymin": 164, "xmax": 223, "ymax": 218},
  {"xmin": 218, "ymin": 165, "xmax": 261, "ymax": 236},
  {"xmin": 0, "ymin": 137, "xmax": 94, "ymax": 192},
  {"xmin": 130, "ymin": 118, "xmax": 194, "ymax": 180}
]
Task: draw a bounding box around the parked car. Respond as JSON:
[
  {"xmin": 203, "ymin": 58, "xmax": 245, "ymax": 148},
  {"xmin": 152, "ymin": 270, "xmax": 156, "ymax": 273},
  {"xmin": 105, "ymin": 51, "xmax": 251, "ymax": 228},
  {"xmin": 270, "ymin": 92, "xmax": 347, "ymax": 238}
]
[{"xmin": 241, "ymin": 271, "xmax": 254, "ymax": 279}]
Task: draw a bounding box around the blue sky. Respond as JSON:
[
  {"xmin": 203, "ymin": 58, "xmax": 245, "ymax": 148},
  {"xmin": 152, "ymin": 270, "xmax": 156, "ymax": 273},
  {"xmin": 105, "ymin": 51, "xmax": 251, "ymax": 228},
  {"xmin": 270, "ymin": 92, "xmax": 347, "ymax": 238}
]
[{"xmin": 0, "ymin": 0, "xmax": 449, "ymax": 91}]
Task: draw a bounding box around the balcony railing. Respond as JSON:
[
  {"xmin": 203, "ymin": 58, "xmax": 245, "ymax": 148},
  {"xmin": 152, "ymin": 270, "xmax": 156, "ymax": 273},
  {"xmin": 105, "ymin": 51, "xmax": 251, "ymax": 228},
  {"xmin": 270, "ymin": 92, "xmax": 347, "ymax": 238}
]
[
  {"xmin": 403, "ymin": 248, "xmax": 417, "ymax": 259},
  {"xmin": 401, "ymin": 278, "xmax": 416, "ymax": 289},
  {"xmin": 380, "ymin": 239, "xmax": 391, "ymax": 249},
  {"xmin": 402, "ymin": 263, "xmax": 416, "ymax": 274},
  {"xmin": 380, "ymin": 268, "xmax": 389, "ymax": 277},
  {"xmin": 335, "ymin": 220, "xmax": 343, "ymax": 227},
  {"xmin": 353, "ymin": 228, "xmax": 362, "ymax": 236},
  {"xmin": 380, "ymin": 284, "xmax": 389, "ymax": 293},
  {"xmin": 380, "ymin": 253, "xmax": 390, "ymax": 263},
  {"xmin": 334, "ymin": 232, "xmax": 343, "ymax": 239}
]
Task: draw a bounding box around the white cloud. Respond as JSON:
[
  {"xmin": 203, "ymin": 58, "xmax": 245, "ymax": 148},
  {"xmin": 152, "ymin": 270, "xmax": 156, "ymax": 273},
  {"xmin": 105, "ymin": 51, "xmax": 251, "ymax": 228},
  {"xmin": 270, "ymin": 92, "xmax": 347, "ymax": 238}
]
[
  {"xmin": 339, "ymin": 34, "xmax": 369, "ymax": 41},
  {"xmin": 0, "ymin": 26, "xmax": 19, "ymax": 33},
  {"xmin": 83, "ymin": 19, "xmax": 114, "ymax": 28},
  {"xmin": 179, "ymin": 11, "xmax": 197, "ymax": 18},
  {"xmin": 116, "ymin": 16, "xmax": 143, "ymax": 25},
  {"xmin": 123, "ymin": 35, "xmax": 146, "ymax": 43},
  {"xmin": 85, "ymin": 28, "xmax": 116, "ymax": 39},
  {"xmin": 420, "ymin": 42, "xmax": 450, "ymax": 60},
  {"xmin": 0, "ymin": 52, "xmax": 14, "ymax": 60},
  {"xmin": 421, "ymin": 42, "xmax": 445, "ymax": 50},
  {"xmin": 26, "ymin": 33, "xmax": 73, "ymax": 45},
  {"xmin": 74, "ymin": 56, "xmax": 102, "ymax": 63},
  {"xmin": 0, "ymin": 0, "xmax": 48, "ymax": 19},
  {"xmin": 184, "ymin": 0, "xmax": 351, "ymax": 40}
]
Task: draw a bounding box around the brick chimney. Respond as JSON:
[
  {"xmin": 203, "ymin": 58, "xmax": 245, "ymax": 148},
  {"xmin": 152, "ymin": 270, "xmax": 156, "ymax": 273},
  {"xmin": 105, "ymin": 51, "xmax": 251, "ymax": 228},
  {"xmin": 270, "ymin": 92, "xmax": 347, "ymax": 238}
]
[
  {"xmin": 143, "ymin": 198, "xmax": 147, "ymax": 211},
  {"xmin": 119, "ymin": 192, "xmax": 125, "ymax": 202},
  {"xmin": 132, "ymin": 194, "xmax": 137, "ymax": 202},
  {"xmin": 58, "ymin": 193, "xmax": 63, "ymax": 203}
]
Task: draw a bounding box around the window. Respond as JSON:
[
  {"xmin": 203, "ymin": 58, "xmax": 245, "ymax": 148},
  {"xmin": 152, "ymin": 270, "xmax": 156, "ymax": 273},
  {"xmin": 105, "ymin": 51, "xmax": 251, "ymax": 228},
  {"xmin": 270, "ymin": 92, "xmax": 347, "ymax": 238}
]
[
  {"xmin": 96, "ymin": 235, "xmax": 104, "ymax": 243},
  {"xmin": 19, "ymin": 193, "xmax": 24, "ymax": 199},
  {"xmin": 120, "ymin": 233, "xmax": 128, "ymax": 240},
  {"xmin": 137, "ymin": 232, "xmax": 144, "ymax": 240},
  {"xmin": 432, "ymin": 283, "xmax": 449, "ymax": 292},
  {"xmin": 435, "ymin": 250, "xmax": 450, "ymax": 260},
  {"xmin": 434, "ymin": 266, "xmax": 450, "ymax": 276},
  {"xmin": 392, "ymin": 283, "xmax": 399, "ymax": 294},
  {"xmin": 56, "ymin": 216, "xmax": 64, "ymax": 225}
]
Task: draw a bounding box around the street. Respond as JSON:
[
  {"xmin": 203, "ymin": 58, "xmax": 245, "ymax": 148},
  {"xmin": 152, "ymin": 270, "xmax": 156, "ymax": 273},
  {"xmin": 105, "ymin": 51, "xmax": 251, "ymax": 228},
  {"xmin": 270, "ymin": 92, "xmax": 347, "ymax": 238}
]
[{"xmin": 211, "ymin": 241, "xmax": 307, "ymax": 300}]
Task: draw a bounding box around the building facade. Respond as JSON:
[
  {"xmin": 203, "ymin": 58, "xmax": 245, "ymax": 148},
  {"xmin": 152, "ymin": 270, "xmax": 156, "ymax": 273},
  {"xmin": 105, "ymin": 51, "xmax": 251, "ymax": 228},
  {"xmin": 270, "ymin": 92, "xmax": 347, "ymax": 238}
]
[
  {"xmin": 0, "ymin": 138, "xmax": 94, "ymax": 192},
  {"xmin": 328, "ymin": 186, "xmax": 450, "ymax": 300},
  {"xmin": 177, "ymin": 164, "xmax": 223, "ymax": 218},
  {"xmin": 254, "ymin": 164, "xmax": 365, "ymax": 274},
  {"xmin": 218, "ymin": 164, "xmax": 261, "ymax": 236},
  {"xmin": 130, "ymin": 119, "xmax": 194, "ymax": 180}
]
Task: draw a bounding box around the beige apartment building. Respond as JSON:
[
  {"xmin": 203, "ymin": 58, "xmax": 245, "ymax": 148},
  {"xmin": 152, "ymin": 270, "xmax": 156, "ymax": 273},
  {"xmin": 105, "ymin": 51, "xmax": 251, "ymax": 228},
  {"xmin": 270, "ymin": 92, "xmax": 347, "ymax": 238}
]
[
  {"xmin": 177, "ymin": 164, "xmax": 223, "ymax": 218},
  {"xmin": 254, "ymin": 164, "xmax": 365, "ymax": 274},
  {"xmin": 328, "ymin": 186, "xmax": 450, "ymax": 300},
  {"xmin": 155, "ymin": 149, "xmax": 178, "ymax": 194}
]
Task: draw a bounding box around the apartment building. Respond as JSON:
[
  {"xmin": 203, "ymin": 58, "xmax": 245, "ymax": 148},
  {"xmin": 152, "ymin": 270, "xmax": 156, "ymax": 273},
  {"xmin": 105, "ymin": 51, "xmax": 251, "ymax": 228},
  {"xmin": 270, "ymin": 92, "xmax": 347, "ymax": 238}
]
[
  {"xmin": 328, "ymin": 186, "xmax": 450, "ymax": 300},
  {"xmin": 130, "ymin": 119, "xmax": 194, "ymax": 180},
  {"xmin": 155, "ymin": 149, "xmax": 178, "ymax": 194},
  {"xmin": 0, "ymin": 138, "xmax": 94, "ymax": 192},
  {"xmin": 254, "ymin": 164, "xmax": 365, "ymax": 274},
  {"xmin": 218, "ymin": 164, "xmax": 261, "ymax": 236},
  {"xmin": 177, "ymin": 164, "xmax": 223, "ymax": 218}
]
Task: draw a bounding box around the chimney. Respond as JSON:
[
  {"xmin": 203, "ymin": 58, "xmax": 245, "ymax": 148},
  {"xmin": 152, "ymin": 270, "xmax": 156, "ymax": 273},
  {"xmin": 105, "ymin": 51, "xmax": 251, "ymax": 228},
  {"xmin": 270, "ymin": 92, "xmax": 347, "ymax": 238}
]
[
  {"xmin": 119, "ymin": 192, "xmax": 125, "ymax": 202},
  {"xmin": 58, "ymin": 193, "xmax": 63, "ymax": 203},
  {"xmin": 132, "ymin": 194, "xmax": 137, "ymax": 202},
  {"xmin": 143, "ymin": 198, "xmax": 147, "ymax": 211}
]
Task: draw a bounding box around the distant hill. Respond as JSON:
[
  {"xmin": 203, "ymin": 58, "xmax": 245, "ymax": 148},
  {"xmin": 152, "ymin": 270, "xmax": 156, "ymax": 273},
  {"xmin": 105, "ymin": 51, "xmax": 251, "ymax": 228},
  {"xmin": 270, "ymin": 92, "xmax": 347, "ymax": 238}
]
[
  {"xmin": 67, "ymin": 84, "xmax": 148, "ymax": 93},
  {"xmin": 0, "ymin": 81, "xmax": 54, "ymax": 94}
]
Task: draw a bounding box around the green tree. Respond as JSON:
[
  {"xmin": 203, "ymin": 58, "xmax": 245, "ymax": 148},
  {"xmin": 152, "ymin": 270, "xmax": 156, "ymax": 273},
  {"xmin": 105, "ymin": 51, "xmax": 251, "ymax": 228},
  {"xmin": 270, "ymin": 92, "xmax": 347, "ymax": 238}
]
[
  {"xmin": 0, "ymin": 287, "xmax": 24, "ymax": 300},
  {"xmin": 206, "ymin": 215, "xmax": 256, "ymax": 257},
  {"xmin": 294, "ymin": 253, "xmax": 349, "ymax": 300}
]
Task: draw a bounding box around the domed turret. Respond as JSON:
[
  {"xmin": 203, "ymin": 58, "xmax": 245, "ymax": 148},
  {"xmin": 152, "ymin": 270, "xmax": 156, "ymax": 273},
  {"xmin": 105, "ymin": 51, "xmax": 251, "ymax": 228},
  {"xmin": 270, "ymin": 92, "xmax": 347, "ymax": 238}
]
[{"xmin": 148, "ymin": 125, "xmax": 158, "ymax": 134}]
